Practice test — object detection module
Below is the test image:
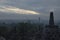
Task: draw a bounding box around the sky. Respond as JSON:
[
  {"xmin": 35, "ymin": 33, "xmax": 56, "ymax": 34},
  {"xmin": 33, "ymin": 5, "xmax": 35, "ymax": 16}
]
[{"xmin": 0, "ymin": 0, "xmax": 60, "ymax": 21}]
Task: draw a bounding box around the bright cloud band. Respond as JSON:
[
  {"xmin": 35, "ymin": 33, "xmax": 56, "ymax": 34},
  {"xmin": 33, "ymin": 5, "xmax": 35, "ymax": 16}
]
[{"xmin": 0, "ymin": 6, "xmax": 39, "ymax": 15}]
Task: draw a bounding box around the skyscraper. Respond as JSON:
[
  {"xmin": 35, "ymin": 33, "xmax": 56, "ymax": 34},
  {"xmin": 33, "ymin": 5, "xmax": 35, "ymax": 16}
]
[
  {"xmin": 49, "ymin": 12, "xmax": 54, "ymax": 25},
  {"xmin": 44, "ymin": 12, "xmax": 60, "ymax": 40}
]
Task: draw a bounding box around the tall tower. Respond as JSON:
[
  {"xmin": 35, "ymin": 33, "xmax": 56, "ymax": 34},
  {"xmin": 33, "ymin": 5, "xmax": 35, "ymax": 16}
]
[
  {"xmin": 39, "ymin": 17, "xmax": 40, "ymax": 24},
  {"xmin": 44, "ymin": 11, "xmax": 60, "ymax": 40},
  {"xmin": 49, "ymin": 12, "xmax": 54, "ymax": 25}
]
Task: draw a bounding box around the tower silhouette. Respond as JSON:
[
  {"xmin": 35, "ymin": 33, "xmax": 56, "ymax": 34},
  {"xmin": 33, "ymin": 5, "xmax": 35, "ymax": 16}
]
[
  {"xmin": 44, "ymin": 11, "xmax": 60, "ymax": 40},
  {"xmin": 49, "ymin": 12, "xmax": 54, "ymax": 25},
  {"xmin": 39, "ymin": 17, "xmax": 40, "ymax": 24}
]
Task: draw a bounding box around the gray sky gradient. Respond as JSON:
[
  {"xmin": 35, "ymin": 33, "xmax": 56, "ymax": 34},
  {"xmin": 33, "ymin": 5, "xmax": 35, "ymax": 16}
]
[{"xmin": 0, "ymin": 0, "xmax": 60, "ymax": 21}]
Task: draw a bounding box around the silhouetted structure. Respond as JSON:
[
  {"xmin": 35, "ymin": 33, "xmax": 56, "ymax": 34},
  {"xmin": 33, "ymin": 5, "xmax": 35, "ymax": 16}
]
[
  {"xmin": 39, "ymin": 17, "xmax": 40, "ymax": 24},
  {"xmin": 44, "ymin": 11, "xmax": 60, "ymax": 40},
  {"xmin": 49, "ymin": 12, "xmax": 54, "ymax": 25}
]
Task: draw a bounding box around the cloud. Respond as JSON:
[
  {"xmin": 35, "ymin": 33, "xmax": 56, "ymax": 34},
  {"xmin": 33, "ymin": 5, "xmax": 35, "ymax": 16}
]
[
  {"xmin": 0, "ymin": 0, "xmax": 60, "ymax": 21},
  {"xmin": 0, "ymin": 6, "xmax": 39, "ymax": 15},
  {"xmin": 0, "ymin": 0, "xmax": 6, "ymax": 2}
]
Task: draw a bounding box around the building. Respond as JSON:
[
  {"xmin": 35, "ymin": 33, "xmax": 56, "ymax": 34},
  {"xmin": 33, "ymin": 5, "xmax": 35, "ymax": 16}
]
[{"xmin": 44, "ymin": 12, "xmax": 60, "ymax": 40}]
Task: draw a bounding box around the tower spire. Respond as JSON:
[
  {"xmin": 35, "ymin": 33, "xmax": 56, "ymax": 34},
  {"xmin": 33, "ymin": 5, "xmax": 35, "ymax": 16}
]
[
  {"xmin": 39, "ymin": 17, "xmax": 40, "ymax": 24},
  {"xmin": 49, "ymin": 11, "xmax": 54, "ymax": 25}
]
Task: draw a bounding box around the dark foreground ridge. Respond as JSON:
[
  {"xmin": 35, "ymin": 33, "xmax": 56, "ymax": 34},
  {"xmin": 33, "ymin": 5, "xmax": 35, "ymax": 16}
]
[{"xmin": 0, "ymin": 12, "xmax": 60, "ymax": 40}]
